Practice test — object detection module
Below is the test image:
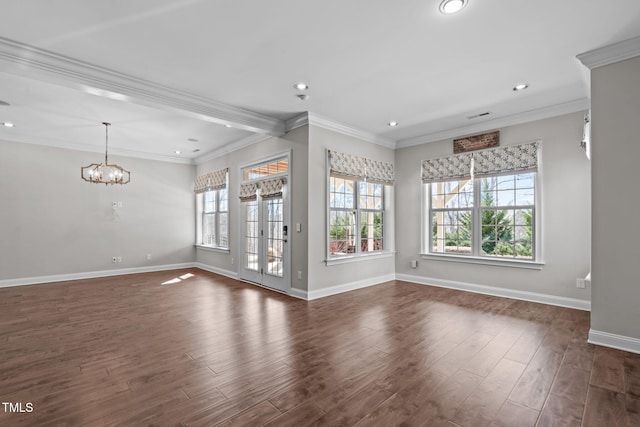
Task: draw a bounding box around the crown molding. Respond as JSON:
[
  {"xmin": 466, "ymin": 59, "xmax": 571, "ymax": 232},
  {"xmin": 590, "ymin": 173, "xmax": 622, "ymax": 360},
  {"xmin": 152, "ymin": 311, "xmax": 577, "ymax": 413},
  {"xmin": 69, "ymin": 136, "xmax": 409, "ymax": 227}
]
[
  {"xmin": 288, "ymin": 112, "xmax": 396, "ymax": 148},
  {"xmin": 396, "ymin": 98, "xmax": 590, "ymax": 148},
  {"xmin": 577, "ymin": 35, "xmax": 640, "ymax": 70},
  {"xmin": 0, "ymin": 36, "xmax": 285, "ymax": 136},
  {"xmin": 194, "ymin": 133, "xmax": 272, "ymax": 165}
]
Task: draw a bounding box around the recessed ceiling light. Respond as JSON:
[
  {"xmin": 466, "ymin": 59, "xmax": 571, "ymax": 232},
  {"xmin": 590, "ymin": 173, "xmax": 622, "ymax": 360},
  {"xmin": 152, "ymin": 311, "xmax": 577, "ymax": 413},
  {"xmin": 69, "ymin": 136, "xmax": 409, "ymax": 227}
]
[
  {"xmin": 225, "ymin": 124, "xmax": 233, "ymax": 128},
  {"xmin": 2, "ymin": 122, "xmax": 15, "ymax": 127},
  {"xmin": 294, "ymin": 82, "xmax": 309, "ymax": 91},
  {"xmin": 513, "ymin": 83, "xmax": 529, "ymax": 91},
  {"xmin": 440, "ymin": 0, "xmax": 467, "ymax": 14},
  {"xmin": 388, "ymin": 121, "xmax": 399, "ymax": 127},
  {"xmin": 174, "ymin": 150, "xmax": 182, "ymax": 154}
]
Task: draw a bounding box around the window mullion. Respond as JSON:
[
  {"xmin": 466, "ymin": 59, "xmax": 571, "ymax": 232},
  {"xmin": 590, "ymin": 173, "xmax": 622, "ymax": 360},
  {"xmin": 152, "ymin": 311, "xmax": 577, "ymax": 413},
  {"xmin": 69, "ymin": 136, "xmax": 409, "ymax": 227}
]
[{"xmin": 473, "ymin": 178, "xmax": 481, "ymax": 257}]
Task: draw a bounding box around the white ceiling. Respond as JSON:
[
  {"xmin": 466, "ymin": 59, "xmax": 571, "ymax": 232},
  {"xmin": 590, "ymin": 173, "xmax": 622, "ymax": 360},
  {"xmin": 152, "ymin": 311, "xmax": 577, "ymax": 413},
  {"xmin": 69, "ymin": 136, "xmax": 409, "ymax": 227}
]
[{"xmin": 1, "ymin": 0, "xmax": 640, "ymax": 163}]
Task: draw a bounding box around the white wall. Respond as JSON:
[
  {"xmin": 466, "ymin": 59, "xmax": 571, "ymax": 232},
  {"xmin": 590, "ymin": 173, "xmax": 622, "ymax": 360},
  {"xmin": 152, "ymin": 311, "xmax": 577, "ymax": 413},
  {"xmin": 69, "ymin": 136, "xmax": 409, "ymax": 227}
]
[
  {"xmin": 307, "ymin": 125, "xmax": 396, "ymax": 292},
  {"xmin": 195, "ymin": 126, "xmax": 309, "ymax": 292},
  {"xmin": 591, "ymin": 56, "xmax": 640, "ymax": 341},
  {"xmin": 394, "ymin": 112, "xmax": 591, "ymax": 302},
  {"xmin": 0, "ymin": 140, "xmax": 195, "ymax": 281}
]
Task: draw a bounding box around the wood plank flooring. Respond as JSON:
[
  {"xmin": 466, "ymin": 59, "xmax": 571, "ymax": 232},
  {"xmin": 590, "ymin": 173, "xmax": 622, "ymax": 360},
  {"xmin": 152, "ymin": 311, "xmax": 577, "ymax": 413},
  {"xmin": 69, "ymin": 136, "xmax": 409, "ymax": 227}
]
[{"xmin": 0, "ymin": 268, "xmax": 638, "ymax": 426}]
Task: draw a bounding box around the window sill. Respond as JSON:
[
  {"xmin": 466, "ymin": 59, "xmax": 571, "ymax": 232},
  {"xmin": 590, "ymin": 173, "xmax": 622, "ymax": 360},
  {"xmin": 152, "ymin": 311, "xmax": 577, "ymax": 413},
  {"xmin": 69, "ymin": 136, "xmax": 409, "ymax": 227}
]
[
  {"xmin": 420, "ymin": 253, "xmax": 544, "ymax": 270},
  {"xmin": 195, "ymin": 245, "xmax": 230, "ymax": 254},
  {"xmin": 326, "ymin": 251, "xmax": 395, "ymax": 266}
]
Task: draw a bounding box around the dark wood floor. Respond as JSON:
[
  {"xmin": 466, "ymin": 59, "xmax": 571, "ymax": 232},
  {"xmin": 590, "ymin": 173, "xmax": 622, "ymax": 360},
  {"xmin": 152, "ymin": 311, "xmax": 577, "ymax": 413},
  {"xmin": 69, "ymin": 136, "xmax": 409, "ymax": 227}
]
[{"xmin": 0, "ymin": 269, "xmax": 638, "ymax": 426}]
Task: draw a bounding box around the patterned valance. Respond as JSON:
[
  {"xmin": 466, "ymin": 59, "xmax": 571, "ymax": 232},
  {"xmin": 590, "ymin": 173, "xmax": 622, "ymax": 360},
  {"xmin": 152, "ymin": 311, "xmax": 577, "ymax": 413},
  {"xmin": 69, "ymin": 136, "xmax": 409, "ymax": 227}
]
[
  {"xmin": 422, "ymin": 152, "xmax": 473, "ymax": 183},
  {"xmin": 194, "ymin": 168, "xmax": 228, "ymax": 193},
  {"xmin": 422, "ymin": 142, "xmax": 539, "ymax": 183},
  {"xmin": 328, "ymin": 150, "xmax": 394, "ymax": 185},
  {"xmin": 473, "ymin": 142, "xmax": 539, "ymax": 178},
  {"xmin": 238, "ymin": 178, "xmax": 287, "ymax": 201},
  {"xmin": 260, "ymin": 177, "xmax": 286, "ymax": 200},
  {"xmin": 239, "ymin": 182, "xmax": 258, "ymax": 201}
]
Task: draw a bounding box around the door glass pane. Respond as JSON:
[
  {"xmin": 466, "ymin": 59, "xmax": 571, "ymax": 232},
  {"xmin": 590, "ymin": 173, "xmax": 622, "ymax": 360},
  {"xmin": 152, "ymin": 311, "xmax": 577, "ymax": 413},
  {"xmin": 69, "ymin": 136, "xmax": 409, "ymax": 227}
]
[
  {"xmin": 244, "ymin": 201, "xmax": 259, "ymax": 271},
  {"xmin": 266, "ymin": 198, "xmax": 284, "ymax": 277}
]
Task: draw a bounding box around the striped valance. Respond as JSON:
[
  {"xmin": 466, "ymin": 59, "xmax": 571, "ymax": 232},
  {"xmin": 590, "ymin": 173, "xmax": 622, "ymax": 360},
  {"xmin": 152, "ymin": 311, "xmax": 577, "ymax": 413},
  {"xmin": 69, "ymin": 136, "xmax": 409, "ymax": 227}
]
[
  {"xmin": 328, "ymin": 150, "xmax": 394, "ymax": 185},
  {"xmin": 238, "ymin": 177, "xmax": 287, "ymax": 201},
  {"xmin": 422, "ymin": 142, "xmax": 539, "ymax": 183},
  {"xmin": 194, "ymin": 168, "xmax": 228, "ymax": 193}
]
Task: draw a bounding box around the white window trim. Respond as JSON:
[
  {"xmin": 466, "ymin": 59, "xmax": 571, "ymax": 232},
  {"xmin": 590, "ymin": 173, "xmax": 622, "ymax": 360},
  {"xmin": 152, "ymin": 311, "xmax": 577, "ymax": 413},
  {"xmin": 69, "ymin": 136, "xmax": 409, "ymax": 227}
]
[
  {"xmin": 325, "ymin": 251, "xmax": 395, "ymax": 266},
  {"xmin": 195, "ymin": 244, "xmax": 231, "ymax": 254},
  {"xmin": 421, "ymin": 172, "xmax": 543, "ymax": 267}
]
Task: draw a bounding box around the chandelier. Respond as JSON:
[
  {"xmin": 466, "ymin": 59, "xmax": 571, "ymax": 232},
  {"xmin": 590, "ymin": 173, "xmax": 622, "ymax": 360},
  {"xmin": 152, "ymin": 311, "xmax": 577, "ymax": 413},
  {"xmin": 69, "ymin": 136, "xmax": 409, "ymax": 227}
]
[{"xmin": 81, "ymin": 122, "xmax": 130, "ymax": 185}]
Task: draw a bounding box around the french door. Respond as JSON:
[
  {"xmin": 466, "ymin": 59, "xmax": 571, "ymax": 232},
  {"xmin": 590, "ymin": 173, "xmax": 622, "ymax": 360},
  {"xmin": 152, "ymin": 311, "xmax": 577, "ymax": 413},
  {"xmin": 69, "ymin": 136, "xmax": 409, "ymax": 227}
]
[
  {"xmin": 238, "ymin": 153, "xmax": 290, "ymax": 293},
  {"xmin": 240, "ymin": 194, "xmax": 289, "ymax": 292}
]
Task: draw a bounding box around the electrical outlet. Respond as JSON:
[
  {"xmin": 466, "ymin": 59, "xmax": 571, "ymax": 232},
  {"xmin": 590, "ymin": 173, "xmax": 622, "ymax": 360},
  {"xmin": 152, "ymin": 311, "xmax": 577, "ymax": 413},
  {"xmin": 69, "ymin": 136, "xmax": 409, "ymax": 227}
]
[
  {"xmin": 117, "ymin": 256, "xmax": 122, "ymax": 263},
  {"xmin": 576, "ymin": 278, "xmax": 586, "ymax": 289},
  {"xmin": 231, "ymin": 257, "xmax": 234, "ymax": 265},
  {"xmin": 297, "ymin": 271, "xmax": 302, "ymax": 280}
]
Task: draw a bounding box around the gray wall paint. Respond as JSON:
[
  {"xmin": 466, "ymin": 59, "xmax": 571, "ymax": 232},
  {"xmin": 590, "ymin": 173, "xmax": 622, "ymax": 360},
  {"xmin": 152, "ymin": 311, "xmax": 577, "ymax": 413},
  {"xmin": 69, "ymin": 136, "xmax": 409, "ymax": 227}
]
[
  {"xmin": 195, "ymin": 126, "xmax": 309, "ymax": 292},
  {"xmin": 591, "ymin": 56, "xmax": 640, "ymax": 339},
  {"xmin": 0, "ymin": 140, "xmax": 195, "ymax": 280},
  {"xmin": 307, "ymin": 125, "xmax": 396, "ymax": 291},
  {"xmin": 395, "ymin": 112, "xmax": 591, "ymax": 301}
]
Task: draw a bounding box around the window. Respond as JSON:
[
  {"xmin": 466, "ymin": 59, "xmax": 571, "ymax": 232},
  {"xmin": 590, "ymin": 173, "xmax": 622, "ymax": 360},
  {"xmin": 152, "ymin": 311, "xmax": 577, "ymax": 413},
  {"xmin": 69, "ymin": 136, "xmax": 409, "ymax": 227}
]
[
  {"xmin": 428, "ymin": 173, "xmax": 535, "ymax": 260},
  {"xmin": 422, "ymin": 142, "xmax": 539, "ymax": 263},
  {"xmin": 194, "ymin": 168, "xmax": 229, "ymax": 250},
  {"xmin": 329, "ymin": 177, "xmax": 384, "ymax": 257},
  {"xmin": 326, "ymin": 150, "xmax": 393, "ymax": 260},
  {"xmin": 201, "ymin": 187, "xmax": 228, "ymax": 248}
]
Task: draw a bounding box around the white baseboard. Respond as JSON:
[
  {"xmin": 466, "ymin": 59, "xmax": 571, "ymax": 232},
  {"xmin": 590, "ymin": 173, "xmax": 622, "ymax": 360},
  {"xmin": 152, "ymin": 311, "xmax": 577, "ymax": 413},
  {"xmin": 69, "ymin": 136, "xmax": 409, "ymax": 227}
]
[
  {"xmin": 589, "ymin": 329, "xmax": 640, "ymax": 354},
  {"xmin": 395, "ymin": 273, "xmax": 591, "ymax": 311},
  {"xmin": 288, "ymin": 287, "xmax": 308, "ymax": 300},
  {"xmin": 0, "ymin": 263, "xmax": 197, "ymax": 288},
  {"xmin": 193, "ymin": 263, "xmax": 238, "ymax": 280},
  {"xmin": 307, "ymin": 274, "xmax": 396, "ymax": 300}
]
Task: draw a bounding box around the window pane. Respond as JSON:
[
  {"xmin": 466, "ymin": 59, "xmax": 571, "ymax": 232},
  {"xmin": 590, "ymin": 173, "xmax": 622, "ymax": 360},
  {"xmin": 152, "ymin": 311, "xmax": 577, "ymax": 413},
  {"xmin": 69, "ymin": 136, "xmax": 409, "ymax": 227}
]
[
  {"xmin": 360, "ymin": 211, "xmax": 383, "ymax": 252},
  {"xmin": 218, "ymin": 188, "xmax": 228, "ymax": 212},
  {"xmin": 497, "ymin": 175, "xmax": 516, "ymax": 190},
  {"xmin": 329, "ymin": 210, "xmax": 356, "ymax": 255},
  {"xmin": 244, "ymin": 201, "xmax": 259, "ymax": 270},
  {"xmin": 204, "ymin": 191, "xmax": 216, "ymax": 213},
  {"xmin": 497, "ymin": 190, "xmax": 515, "ymax": 207},
  {"xmin": 431, "ymin": 209, "xmax": 471, "ymax": 254},
  {"xmin": 218, "ymin": 213, "xmax": 228, "ymax": 247},
  {"xmin": 203, "ymin": 213, "xmax": 216, "ymax": 245},
  {"xmin": 515, "ymin": 188, "xmax": 534, "ymax": 205},
  {"xmin": 330, "ymin": 177, "xmax": 355, "ymax": 209},
  {"xmin": 516, "ymin": 173, "xmax": 535, "ymax": 188},
  {"xmin": 358, "ymin": 182, "xmax": 383, "ymax": 210},
  {"xmin": 432, "ymin": 180, "xmax": 473, "ymax": 209}
]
